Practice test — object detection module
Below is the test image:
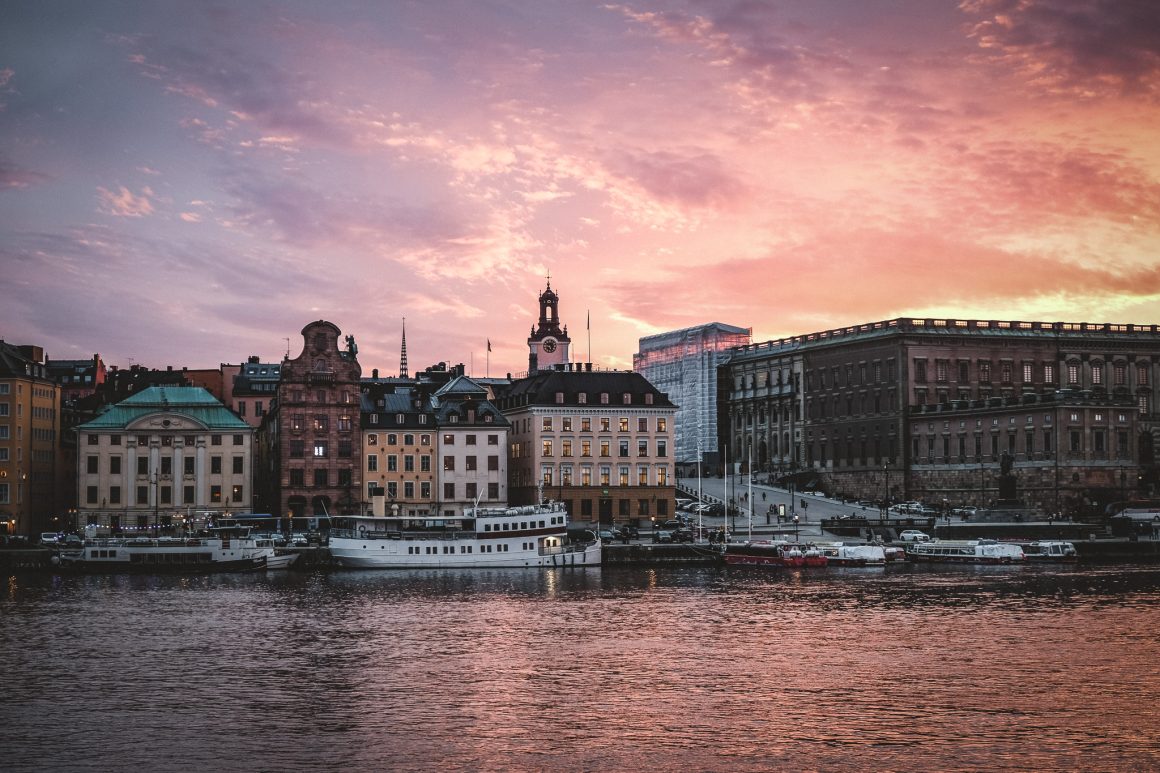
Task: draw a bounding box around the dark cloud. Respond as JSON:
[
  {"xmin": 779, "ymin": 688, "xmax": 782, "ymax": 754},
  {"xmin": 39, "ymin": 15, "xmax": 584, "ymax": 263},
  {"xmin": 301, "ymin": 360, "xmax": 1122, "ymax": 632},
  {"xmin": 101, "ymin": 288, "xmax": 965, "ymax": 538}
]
[
  {"xmin": 605, "ymin": 148, "xmax": 746, "ymax": 208},
  {"xmin": 963, "ymin": 0, "xmax": 1160, "ymax": 98},
  {"xmin": 0, "ymin": 155, "xmax": 50, "ymax": 189}
]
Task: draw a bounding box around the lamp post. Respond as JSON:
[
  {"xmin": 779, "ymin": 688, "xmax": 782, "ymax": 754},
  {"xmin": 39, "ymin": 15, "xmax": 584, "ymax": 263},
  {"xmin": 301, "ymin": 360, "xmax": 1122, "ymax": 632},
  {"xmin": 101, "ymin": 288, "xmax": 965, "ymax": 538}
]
[
  {"xmin": 793, "ymin": 513, "xmax": 799, "ymax": 542},
  {"xmin": 881, "ymin": 461, "xmax": 889, "ymax": 519},
  {"xmin": 979, "ymin": 461, "xmax": 985, "ymax": 509},
  {"xmin": 151, "ymin": 472, "xmax": 159, "ymax": 537}
]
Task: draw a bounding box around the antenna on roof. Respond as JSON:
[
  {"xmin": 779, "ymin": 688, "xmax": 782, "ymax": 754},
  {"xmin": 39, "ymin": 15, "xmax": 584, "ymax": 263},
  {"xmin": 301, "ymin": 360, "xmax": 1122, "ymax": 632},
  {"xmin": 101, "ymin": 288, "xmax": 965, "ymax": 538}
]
[{"xmin": 283, "ymin": 338, "xmax": 290, "ymax": 359}]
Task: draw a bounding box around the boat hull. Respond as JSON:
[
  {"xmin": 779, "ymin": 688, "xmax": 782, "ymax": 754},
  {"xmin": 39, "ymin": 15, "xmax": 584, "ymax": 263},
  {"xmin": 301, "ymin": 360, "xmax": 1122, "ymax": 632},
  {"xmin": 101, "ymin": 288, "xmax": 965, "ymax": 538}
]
[{"xmin": 328, "ymin": 538, "xmax": 601, "ymax": 569}]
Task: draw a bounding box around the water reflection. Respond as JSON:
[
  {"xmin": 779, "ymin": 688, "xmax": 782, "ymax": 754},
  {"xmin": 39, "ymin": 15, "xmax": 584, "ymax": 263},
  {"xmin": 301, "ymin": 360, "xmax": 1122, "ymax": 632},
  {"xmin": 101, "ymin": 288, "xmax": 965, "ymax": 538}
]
[{"xmin": 2, "ymin": 565, "xmax": 1160, "ymax": 771}]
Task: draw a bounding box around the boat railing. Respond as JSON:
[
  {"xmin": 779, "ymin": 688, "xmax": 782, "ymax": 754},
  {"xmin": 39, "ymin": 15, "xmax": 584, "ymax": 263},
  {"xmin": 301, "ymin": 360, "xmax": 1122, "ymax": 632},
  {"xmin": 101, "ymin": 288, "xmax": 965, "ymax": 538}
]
[{"xmin": 332, "ymin": 527, "xmax": 480, "ymax": 541}]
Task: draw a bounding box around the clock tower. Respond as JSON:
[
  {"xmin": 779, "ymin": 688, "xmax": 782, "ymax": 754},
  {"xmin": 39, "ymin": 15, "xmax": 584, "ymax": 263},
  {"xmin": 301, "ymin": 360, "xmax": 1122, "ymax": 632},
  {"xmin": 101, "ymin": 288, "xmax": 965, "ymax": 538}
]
[{"xmin": 528, "ymin": 276, "xmax": 571, "ymax": 372}]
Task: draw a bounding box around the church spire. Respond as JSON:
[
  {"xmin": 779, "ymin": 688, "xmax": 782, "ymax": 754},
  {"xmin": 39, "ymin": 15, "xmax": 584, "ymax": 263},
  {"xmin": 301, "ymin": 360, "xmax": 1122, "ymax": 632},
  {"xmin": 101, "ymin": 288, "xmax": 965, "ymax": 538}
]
[{"xmin": 399, "ymin": 317, "xmax": 409, "ymax": 379}]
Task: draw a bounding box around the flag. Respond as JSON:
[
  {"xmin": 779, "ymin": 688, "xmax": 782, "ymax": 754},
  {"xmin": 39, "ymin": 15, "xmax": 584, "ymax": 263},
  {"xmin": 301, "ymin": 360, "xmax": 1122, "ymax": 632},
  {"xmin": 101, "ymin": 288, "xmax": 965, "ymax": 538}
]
[{"xmin": 486, "ymin": 338, "xmax": 491, "ymax": 352}]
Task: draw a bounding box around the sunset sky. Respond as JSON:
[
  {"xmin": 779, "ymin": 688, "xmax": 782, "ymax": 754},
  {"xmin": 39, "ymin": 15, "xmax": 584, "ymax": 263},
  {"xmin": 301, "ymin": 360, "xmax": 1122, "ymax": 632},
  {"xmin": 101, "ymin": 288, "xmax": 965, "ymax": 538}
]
[{"xmin": 3, "ymin": 1, "xmax": 1159, "ymax": 378}]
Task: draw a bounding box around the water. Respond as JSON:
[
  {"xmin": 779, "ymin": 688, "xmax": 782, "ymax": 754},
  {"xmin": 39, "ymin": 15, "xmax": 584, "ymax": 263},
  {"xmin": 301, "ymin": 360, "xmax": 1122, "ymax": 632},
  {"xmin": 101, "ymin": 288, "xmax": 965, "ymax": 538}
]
[{"xmin": 3, "ymin": 563, "xmax": 1160, "ymax": 772}]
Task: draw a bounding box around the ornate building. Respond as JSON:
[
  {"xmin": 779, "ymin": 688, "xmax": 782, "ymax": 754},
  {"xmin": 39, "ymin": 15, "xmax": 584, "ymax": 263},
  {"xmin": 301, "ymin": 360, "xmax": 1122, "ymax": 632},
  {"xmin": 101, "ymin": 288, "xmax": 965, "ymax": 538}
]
[
  {"xmin": 432, "ymin": 375, "xmax": 510, "ymax": 515},
  {"xmin": 75, "ymin": 386, "xmax": 253, "ymax": 534},
  {"xmin": 527, "ymin": 278, "xmax": 571, "ymax": 373},
  {"xmin": 259, "ymin": 321, "xmax": 362, "ymax": 520},
  {"xmin": 720, "ymin": 318, "xmax": 1160, "ymax": 514}
]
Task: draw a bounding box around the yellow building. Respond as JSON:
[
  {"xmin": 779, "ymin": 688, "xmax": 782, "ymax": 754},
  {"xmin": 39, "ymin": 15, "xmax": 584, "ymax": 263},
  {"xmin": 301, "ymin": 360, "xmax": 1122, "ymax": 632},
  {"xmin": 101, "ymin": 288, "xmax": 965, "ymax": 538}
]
[{"xmin": 0, "ymin": 342, "xmax": 62, "ymax": 536}]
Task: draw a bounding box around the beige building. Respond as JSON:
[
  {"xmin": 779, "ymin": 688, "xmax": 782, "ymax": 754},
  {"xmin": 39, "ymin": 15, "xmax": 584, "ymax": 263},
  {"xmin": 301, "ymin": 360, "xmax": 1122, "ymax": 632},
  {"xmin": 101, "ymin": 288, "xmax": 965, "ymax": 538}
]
[
  {"xmin": 76, "ymin": 386, "xmax": 254, "ymax": 534},
  {"xmin": 496, "ymin": 365, "xmax": 677, "ymax": 526}
]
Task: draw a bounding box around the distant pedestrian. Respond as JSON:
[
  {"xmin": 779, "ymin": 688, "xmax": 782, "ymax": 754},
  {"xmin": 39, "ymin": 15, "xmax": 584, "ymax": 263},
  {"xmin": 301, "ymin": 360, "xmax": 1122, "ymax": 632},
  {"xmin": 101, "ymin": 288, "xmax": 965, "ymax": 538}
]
[{"xmin": 762, "ymin": 492, "xmax": 767, "ymax": 502}]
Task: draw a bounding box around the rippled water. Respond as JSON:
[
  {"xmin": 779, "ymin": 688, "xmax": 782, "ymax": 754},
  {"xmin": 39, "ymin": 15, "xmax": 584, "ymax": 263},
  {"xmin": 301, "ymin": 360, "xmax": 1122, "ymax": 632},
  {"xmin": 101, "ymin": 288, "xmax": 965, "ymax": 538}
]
[{"xmin": 3, "ymin": 563, "xmax": 1160, "ymax": 772}]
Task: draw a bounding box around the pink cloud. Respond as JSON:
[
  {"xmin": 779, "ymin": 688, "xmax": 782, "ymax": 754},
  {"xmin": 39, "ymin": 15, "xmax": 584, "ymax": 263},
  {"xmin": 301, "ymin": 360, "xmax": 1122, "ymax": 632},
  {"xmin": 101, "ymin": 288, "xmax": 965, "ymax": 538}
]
[{"xmin": 96, "ymin": 185, "xmax": 155, "ymax": 217}]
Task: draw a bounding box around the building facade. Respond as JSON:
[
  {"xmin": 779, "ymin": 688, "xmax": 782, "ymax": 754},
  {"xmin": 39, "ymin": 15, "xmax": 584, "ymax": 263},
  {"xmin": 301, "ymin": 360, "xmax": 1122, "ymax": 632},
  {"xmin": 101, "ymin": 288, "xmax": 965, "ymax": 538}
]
[
  {"xmin": 634, "ymin": 322, "xmax": 751, "ymax": 472},
  {"xmin": 229, "ymin": 356, "xmax": 281, "ymax": 428},
  {"xmin": 362, "ymin": 382, "xmax": 437, "ymax": 517},
  {"xmin": 433, "ymin": 376, "xmax": 510, "ymax": 515},
  {"xmin": 75, "ymin": 386, "xmax": 253, "ymax": 533},
  {"xmin": 0, "ymin": 342, "xmax": 62, "ymax": 536},
  {"xmin": 496, "ymin": 366, "xmax": 677, "ymax": 526},
  {"xmin": 721, "ymin": 318, "xmax": 1160, "ymax": 514},
  {"xmin": 260, "ymin": 320, "xmax": 363, "ymax": 519}
]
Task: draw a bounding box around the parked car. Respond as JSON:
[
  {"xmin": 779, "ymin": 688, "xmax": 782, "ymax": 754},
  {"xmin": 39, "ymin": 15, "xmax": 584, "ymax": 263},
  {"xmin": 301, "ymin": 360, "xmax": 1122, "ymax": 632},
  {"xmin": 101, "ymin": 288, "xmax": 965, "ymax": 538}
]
[
  {"xmin": 899, "ymin": 530, "xmax": 930, "ymax": 543},
  {"xmin": 670, "ymin": 528, "xmax": 695, "ymax": 543},
  {"xmin": 597, "ymin": 529, "xmax": 619, "ymax": 541},
  {"xmin": 661, "ymin": 519, "xmax": 683, "ymax": 530},
  {"xmin": 39, "ymin": 532, "xmax": 59, "ymax": 545},
  {"xmin": 619, "ymin": 525, "xmax": 640, "ymax": 539},
  {"xmin": 653, "ymin": 530, "xmax": 673, "ymax": 544}
]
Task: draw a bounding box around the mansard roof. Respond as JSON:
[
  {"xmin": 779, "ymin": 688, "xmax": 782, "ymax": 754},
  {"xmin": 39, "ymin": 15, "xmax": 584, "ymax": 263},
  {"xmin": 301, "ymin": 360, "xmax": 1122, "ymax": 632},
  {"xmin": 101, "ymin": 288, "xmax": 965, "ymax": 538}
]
[
  {"xmin": 78, "ymin": 386, "xmax": 250, "ymax": 431},
  {"xmin": 496, "ymin": 368, "xmax": 676, "ymax": 409}
]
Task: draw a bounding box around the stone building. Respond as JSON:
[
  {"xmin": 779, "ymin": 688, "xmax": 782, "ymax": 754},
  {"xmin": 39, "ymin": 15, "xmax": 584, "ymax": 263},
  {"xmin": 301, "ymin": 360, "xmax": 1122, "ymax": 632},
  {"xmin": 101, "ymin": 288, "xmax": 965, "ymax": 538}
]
[
  {"xmin": 496, "ymin": 366, "xmax": 677, "ymax": 526},
  {"xmin": 228, "ymin": 356, "xmax": 281, "ymax": 428},
  {"xmin": 721, "ymin": 318, "xmax": 1160, "ymax": 513},
  {"xmin": 75, "ymin": 386, "xmax": 253, "ymax": 533},
  {"xmin": 0, "ymin": 342, "xmax": 61, "ymax": 536},
  {"xmin": 259, "ymin": 320, "xmax": 362, "ymax": 519}
]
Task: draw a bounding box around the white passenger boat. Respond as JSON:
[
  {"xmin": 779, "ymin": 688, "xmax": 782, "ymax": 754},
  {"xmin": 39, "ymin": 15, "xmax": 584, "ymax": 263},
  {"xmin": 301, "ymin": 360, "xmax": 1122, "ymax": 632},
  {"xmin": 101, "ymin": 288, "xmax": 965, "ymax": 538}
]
[
  {"xmin": 53, "ymin": 527, "xmax": 274, "ymax": 573},
  {"xmin": 906, "ymin": 538, "xmax": 1025, "ymax": 564},
  {"xmin": 816, "ymin": 542, "xmax": 887, "ymax": 566},
  {"xmin": 1019, "ymin": 541, "xmax": 1078, "ymax": 563},
  {"xmin": 327, "ymin": 501, "xmax": 601, "ymax": 569}
]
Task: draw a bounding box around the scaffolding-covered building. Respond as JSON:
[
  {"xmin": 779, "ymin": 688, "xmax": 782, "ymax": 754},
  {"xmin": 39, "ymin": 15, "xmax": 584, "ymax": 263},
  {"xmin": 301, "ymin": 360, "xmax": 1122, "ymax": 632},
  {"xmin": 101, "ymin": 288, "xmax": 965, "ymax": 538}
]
[{"xmin": 634, "ymin": 323, "xmax": 751, "ymax": 473}]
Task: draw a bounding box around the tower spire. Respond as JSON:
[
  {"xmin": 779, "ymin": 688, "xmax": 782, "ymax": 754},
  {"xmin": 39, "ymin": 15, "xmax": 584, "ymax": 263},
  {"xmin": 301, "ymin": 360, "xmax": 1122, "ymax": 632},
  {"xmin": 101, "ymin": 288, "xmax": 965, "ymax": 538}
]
[{"xmin": 399, "ymin": 317, "xmax": 409, "ymax": 379}]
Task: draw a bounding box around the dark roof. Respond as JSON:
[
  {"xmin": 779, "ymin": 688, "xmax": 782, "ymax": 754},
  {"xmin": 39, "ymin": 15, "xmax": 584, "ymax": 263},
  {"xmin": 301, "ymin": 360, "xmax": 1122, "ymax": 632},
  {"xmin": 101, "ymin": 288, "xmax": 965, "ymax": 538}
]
[{"xmin": 495, "ymin": 369, "xmax": 675, "ymax": 409}]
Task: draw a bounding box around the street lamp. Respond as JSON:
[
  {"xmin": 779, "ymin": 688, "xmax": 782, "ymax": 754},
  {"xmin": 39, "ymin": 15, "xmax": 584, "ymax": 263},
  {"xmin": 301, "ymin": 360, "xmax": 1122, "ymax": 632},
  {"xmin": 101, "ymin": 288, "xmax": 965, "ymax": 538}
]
[
  {"xmin": 793, "ymin": 513, "xmax": 799, "ymax": 542},
  {"xmin": 881, "ymin": 461, "xmax": 889, "ymax": 519}
]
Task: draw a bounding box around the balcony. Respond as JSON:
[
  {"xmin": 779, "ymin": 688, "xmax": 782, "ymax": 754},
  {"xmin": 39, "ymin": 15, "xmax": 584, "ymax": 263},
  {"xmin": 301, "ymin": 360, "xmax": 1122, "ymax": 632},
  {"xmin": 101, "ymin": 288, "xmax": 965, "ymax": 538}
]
[{"xmin": 308, "ymin": 370, "xmax": 336, "ymax": 386}]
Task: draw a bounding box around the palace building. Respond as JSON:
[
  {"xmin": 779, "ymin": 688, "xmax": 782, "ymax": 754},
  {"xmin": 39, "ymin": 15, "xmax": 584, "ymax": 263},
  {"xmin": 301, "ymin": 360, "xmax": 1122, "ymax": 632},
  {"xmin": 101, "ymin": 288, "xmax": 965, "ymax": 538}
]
[{"xmin": 720, "ymin": 318, "xmax": 1160, "ymax": 514}]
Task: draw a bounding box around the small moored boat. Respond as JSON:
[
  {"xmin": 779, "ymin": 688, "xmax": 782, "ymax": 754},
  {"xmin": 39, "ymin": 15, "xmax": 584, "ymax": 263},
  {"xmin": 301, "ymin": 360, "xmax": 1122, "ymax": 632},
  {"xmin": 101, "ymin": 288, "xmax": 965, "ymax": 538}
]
[
  {"xmin": 53, "ymin": 526, "xmax": 274, "ymax": 574},
  {"xmin": 722, "ymin": 540, "xmax": 828, "ymax": 569},
  {"xmin": 1019, "ymin": 541, "xmax": 1078, "ymax": 563},
  {"xmin": 816, "ymin": 542, "xmax": 887, "ymax": 566},
  {"xmin": 906, "ymin": 538, "xmax": 1025, "ymax": 564}
]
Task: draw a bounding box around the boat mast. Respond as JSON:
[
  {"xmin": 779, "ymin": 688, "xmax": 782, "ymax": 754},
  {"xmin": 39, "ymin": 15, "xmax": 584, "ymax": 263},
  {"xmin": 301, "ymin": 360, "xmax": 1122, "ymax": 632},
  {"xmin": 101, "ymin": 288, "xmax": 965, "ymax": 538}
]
[{"xmin": 697, "ymin": 438, "xmax": 703, "ymax": 542}]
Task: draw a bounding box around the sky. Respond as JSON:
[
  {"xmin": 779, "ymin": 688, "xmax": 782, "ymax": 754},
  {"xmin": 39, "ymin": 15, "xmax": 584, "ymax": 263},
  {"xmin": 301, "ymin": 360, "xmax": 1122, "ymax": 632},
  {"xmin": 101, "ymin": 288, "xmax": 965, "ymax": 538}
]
[{"xmin": 2, "ymin": 1, "xmax": 1159, "ymax": 378}]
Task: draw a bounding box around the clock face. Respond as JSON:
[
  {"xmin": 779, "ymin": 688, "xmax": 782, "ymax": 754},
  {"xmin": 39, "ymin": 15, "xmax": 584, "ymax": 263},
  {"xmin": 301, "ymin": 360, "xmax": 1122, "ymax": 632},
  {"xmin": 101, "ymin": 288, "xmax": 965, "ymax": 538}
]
[{"xmin": 543, "ymin": 338, "xmax": 557, "ymax": 353}]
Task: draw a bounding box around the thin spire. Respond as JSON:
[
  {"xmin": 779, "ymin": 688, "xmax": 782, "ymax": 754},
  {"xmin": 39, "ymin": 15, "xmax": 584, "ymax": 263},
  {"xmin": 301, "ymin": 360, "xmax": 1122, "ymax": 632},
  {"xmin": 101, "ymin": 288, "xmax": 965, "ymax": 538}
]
[{"xmin": 399, "ymin": 317, "xmax": 409, "ymax": 379}]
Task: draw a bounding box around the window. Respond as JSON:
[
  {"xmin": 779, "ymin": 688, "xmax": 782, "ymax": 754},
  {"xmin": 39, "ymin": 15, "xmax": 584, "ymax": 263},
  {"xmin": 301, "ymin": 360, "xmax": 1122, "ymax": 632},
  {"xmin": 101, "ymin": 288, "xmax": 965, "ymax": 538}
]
[
  {"xmin": 619, "ymin": 439, "xmax": 629, "ymax": 457},
  {"xmin": 387, "ymin": 434, "xmax": 398, "ymax": 445},
  {"xmin": 600, "ymin": 418, "xmax": 611, "ymax": 432},
  {"xmin": 600, "ymin": 440, "xmax": 610, "ymax": 457},
  {"xmin": 161, "ymin": 457, "xmax": 173, "ymax": 475},
  {"xmin": 1023, "ymin": 363, "xmax": 1033, "ymax": 383},
  {"xmin": 488, "ymin": 455, "xmax": 499, "ymax": 471},
  {"xmin": 211, "ymin": 485, "xmax": 222, "ymax": 503},
  {"xmin": 108, "ymin": 486, "xmax": 121, "ymax": 505},
  {"xmin": 619, "ymin": 418, "xmax": 629, "ymax": 432},
  {"xmin": 290, "ymin": 440, "xmax": 304, "ymax": 458},
  {"xmin": 136, "ymin": 486, "xmax": 148, "ymax": 505},
  {"xmin": 1044, "ymin": 364, "xmax": 1055, "ymax": 384},
  {"xmin": 184, "ymin": 457, "xmax": 195, "ymax": 475},
  {"xmin": 87, "ymin": 455, "xmax": 98, "ymax": 474},
  {"xmin": 368, "ymin": 454, "xmax": 378, "ymax": 472},
  {"xmin": 657, "ymin": 418, "xmax": 666, "ymax": 432},
  {"xmin": 404, "ymin": 481, "xmax": 414, "ymax": 498},
  {"xmin": 421, "ymin": 455, "xmax": 432, "ymax": 472},
  {"xmin": 313, "ymin": 441, "xmax": 328, "ymax": 458},
  {"xmin": 368, "ymin": 433, "xmax": 378, "ymax": 446},
  {"xmin": 443, "ymin": 456, "xmax": 455, "ymax": 471},
  {"xmin": 232, "ymin": 485, "xmax": 244, "ymax": 503},
  {"xmin": 232, "ymin": 456, "xmax": 244, "ymax": 474},
  {"xmin": 387, "ymin": 456, "xmax": 398, "ymax": 472},
  {"xmin": 542, "ymin": 440, "xmax": 553, "ymax": 457},
  {"xmin": 1001, "ymin": 362, "xmax": 1012, "ymax": 383},
  {"xmin": 638, "ymin": 466, "xmax": 648, "ymax": 485},
  {"xmin": 313, "ymin": 470, "xmax": 327, "ymax": 488},
  {"xmin": 211, "ymin": 456, "xmax": 222, "ymax": 474},
  {"xmin": 979, "ymin": 362, "xmax": 991, "ymax": 383},
  {"xmin": 581, "ymin": 440, "xmax": 591, "ymax": 457},
  {"xmin": 638, "ymin": 439, "xmax": 648, "ymax": 457},
  {"xmin": 443, "ymin": 434, "xmax": 455, "ymax": 445},
  {"xmin": 338, "ymin": 415, "xmax": 352, "ymax": 431},
  {"xmin": 936, "ymin": 360, "xmax": 948, "ymax": 382},
  {"xmin": 914, "ymin": 360, "xmax": 927, "ymax": 383},
  {"xmin": 1114, "ymin": 363, "xmax": 1126, "ymax": 386},
  {"xmin": 1092, "ymin": 363, "xmax": 1104, "ymax": 385},
  {"xmin": 487, "ymin": 434, "xmax": 498, "ymax": 445},
  {"xmin": 1139, "ymin": 364, "xmax": 1150, "ymax": 386},
  {"xmin": 290, "ymin": 469, "xmax": 304, "ymax": 487},
  {"xmin": 581, "ymin": 418, "xmax": 591, "ymax": 431},
  {"xmin": 542, "ymin": 417, "xmax": 553, "ymax": 431},
  {"xmin": 423, "ymin": 482, "xmax": 433, "ymax": 499},
  {"xmin": 487, "ymin": 482, "xmax": 499, "ymax": 499},
  {"xmin": 657, "ymin": 440, "xmax": 667, "ymax": 458},
  {"xmin": 600, "ymin": 466, "xmax": 610, "ymax": 485},
  {"xmin": 211, "ymin": 434, "xmax": 222, "ymax": 446},
  {"xmin": 444, "ymin": 483, "xmax": 455, "ymax": 499},
  {"xmin": 1067, "ymin": 363, "xmax": 1079, "ymax": 385},
  {"xmin": 465, "ymin": 456, "xmax": 477, "ymax": 471}
]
